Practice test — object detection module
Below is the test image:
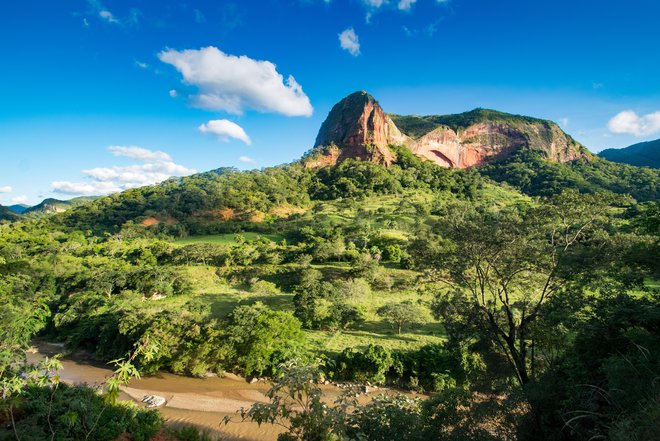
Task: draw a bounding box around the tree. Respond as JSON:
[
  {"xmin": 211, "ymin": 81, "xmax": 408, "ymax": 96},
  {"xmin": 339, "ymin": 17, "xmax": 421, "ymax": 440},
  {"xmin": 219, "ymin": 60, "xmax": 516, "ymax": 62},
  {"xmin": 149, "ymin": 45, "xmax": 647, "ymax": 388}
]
[
  {"xmin": 226, "ymin": 303, "xmax": 306, "ymax": 377},
  {"xmin": 236, "ymin": 363, "xmax": 352, "ymax": 441},
  {"xmin": 377, "ymin": 301, "xmax": 427, "ymax": 335},
  {"xmin": 417, "ymin": 191, "xmax": 614, "ymax": 385}
]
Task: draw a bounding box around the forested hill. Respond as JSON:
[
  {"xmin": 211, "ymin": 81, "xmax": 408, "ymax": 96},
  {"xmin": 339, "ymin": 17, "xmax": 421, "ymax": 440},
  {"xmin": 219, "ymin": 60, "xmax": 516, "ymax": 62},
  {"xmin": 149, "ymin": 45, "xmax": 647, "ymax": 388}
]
[
  {"xmin": 0, "ymin": 205, "xmax": 20, "ymax": 221},
  {"xmin": 50, "ymin": 145, "xmax": 660, "ymax": 236},
  {"xmin": 23, "ymin": 196, "xmax": 97, "ymax": 216},
  {"xmin": 599, "ymin": 138, "xmax": 660, "ymax": 168}
]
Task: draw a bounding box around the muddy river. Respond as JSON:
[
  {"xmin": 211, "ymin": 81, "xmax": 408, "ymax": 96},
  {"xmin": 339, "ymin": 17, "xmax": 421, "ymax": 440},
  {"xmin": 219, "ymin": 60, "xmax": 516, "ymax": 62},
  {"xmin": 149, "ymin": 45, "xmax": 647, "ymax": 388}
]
[{"xmin": 27, "ymin": 343, "xmax": 419, "ymax": 440}]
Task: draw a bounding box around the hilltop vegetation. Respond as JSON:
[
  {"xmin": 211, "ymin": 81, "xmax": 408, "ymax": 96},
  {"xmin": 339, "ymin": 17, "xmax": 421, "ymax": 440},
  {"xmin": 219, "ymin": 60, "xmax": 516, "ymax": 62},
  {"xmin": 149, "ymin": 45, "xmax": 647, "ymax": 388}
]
[
  {"xmin": 390, "ymin": 108, "xmax": 555, "ymax": 138},
  {"xmin": 481, "ymin": 149, "xmax": 660, "ymax": 201},
  {"xmin": 599, "ymin": 137, "xmax": 660, "ymax": 168},
  {"xmin": 58, "ymin": 151, "xmax": 483, "ymax": 235},
  {"xmin": 0, "ymin": 205, "xmax": 20, "ymax": 221}
]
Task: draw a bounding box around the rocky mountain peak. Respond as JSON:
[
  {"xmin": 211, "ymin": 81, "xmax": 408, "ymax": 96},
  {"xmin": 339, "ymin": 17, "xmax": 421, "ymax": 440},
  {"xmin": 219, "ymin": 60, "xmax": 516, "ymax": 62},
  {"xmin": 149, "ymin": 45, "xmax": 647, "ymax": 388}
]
[
  {"xmin": 306, "ymin": 92, "xmax": 590, "ymax": 169},
  {"xmin": 310, "ymin": 91, "xmax": 406, "ymax": 166}
]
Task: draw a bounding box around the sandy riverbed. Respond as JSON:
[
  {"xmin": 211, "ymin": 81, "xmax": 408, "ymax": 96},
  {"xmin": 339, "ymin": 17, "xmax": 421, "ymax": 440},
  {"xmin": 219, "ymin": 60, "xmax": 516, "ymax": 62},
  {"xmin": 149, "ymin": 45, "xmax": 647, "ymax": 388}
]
[{"xmin": 27, "ymin": 343, "xmax": 420, "ymax": 440}]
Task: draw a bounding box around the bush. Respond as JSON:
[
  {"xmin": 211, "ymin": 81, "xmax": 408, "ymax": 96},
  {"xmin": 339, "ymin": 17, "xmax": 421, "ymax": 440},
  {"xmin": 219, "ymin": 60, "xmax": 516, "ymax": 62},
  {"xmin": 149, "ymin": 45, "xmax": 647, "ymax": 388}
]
[
  {"xmin": 6, "ymin": 384, "xmax": 162, "ymax": 441},
  {"xmin": 337, "ymin": 344, "xmax": 393, "ymax": 384},
  {"xmin": 335, "ymin": 278, "xmax": 371, "ymax": 299},
  {"xmin": 250, "ymin": 279, "xmax": 280, "ymax": 295}
]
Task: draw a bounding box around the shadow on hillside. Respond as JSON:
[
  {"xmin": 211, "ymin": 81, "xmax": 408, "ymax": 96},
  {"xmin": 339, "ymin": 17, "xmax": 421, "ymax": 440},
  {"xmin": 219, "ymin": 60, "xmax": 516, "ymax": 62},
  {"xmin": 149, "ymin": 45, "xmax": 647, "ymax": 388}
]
[
  {"xmin": 197, "ymin": 292, "xmax": 294, "ymax": 319},
  {"xmin": 357, "ymin": 320, "xmax": 444, "ymax": 337}
]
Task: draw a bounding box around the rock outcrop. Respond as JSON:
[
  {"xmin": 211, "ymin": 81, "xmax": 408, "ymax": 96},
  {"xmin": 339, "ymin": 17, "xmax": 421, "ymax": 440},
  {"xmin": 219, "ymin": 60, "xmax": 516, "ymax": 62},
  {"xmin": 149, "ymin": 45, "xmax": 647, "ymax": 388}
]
[
  {"xmin": 408, "ymin": 119, "xmax": 585, "ymax": 168},
  {"xmin": 309, "ymin": 91, "xmax": 407, "ymax": 166},
  {"xmin": 307, "ymin": 92, "xmax": 590, "ymax": 168}
]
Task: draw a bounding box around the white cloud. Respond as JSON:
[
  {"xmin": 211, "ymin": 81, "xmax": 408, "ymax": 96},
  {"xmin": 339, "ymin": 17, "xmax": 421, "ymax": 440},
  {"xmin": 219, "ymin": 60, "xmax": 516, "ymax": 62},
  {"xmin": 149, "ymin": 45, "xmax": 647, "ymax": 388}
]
[
  {"xmin": 363, "ymin": 0, "xmax": 385, "ymax": 7},
  {"xmin": 199, "ymin": 120, "xmax": 251, "ymax": 145},
  {"xmin": 135, "ymin": 61, "xmax": 148, "ymax": 69},
  {"xmin": 398, "ymin": 0, "xmax": 417, "ymax": 10},
  {"xmin": 558, "ymin": 117, "xmax": 569, "ymax": 127},
  {"xmin": 0, "ymin": 186, "xmax": 12, "ymax": 194},
  {"xmin": 87, "ymin": 1, "xmax": 140, "ymax": 27},
  {"xmin": 169, "ymin": 89, "xmax": 178, "ymax": 98},
  {"xmin": 108, "ymin": 145, "xmax": 172, "ymax": 162},
  {"xmin": 52, "ymin": 181, "xmax": 121, "ymax": 196},
  {"xmin": 11, "ymin": 196, "xmax": 29, "ymax": 204},
  {"xmin": 159, "ymin": 46, "xmax": 313, "ymax": 116},
  {"xmin": 239, "ymin": 156, "xmax": 257, "ymax": 164},
  {"xmin": 608, "ymin": 110, "xmax": 660, "ymax": 137},
  {"xmin": 99, "ymin": 9, "xmax": 119, "ymax": 24},
  {"xmin": 339, "ymin": 28, "xmax": 361, "ymax": 56},
  {"xmin": 52, "ymin": 147, "xmax": 195, "ymax": 196}
]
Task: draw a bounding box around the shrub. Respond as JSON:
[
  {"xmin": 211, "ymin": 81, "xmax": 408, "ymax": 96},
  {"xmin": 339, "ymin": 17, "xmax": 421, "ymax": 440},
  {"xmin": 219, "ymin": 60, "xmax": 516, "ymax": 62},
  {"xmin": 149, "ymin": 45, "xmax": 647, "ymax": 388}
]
[{"xmin": 250, "ymin": 279, "xmax": 280, "ymax": 295}]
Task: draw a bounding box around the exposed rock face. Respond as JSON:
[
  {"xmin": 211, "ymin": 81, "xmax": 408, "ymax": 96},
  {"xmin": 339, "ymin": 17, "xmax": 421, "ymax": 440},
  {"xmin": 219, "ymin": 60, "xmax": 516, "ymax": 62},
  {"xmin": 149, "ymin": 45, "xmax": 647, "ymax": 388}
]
[
  {"xmin": 310, "ymin": 91, "xmax": 407, "ymax": 166},
  {"xmin": 308, "ymin": 92, "xmax": 589, "ymax": 168},
  {"xmin": 409, "ymin": 121, "xmax": 585, "ymax": 168}
]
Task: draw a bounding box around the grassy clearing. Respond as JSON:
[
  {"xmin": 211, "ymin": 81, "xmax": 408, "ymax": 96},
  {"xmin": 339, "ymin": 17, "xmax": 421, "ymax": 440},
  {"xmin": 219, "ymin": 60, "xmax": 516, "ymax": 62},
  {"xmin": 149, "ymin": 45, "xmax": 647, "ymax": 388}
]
[
  {"xmin": 173, "ymin": 265, "xmax": 444, "ymax": 353},
  {"xmin": 175, "ymin": 232, "xmax": 285, "ymax": 245}
]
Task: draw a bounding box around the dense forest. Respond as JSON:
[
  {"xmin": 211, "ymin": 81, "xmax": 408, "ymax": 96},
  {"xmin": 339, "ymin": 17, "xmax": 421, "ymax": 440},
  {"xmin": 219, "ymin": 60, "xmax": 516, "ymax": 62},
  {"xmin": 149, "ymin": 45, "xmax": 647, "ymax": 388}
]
[{"xmin": 1, "ymin": 150, "xmax": 658, "ymax": 440}]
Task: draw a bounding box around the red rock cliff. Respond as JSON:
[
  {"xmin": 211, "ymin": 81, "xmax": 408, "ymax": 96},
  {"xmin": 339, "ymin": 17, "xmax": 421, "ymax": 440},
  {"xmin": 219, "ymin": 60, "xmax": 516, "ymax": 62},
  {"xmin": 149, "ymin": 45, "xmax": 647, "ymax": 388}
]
[{"xmin": 310, "ymin": 91, "xmax": 407, "ymax": 166}]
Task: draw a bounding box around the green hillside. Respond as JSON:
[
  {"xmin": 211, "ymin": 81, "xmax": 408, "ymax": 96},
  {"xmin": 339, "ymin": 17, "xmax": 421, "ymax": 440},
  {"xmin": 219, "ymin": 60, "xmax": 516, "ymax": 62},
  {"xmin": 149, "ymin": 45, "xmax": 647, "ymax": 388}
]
[
  {"xmin": 599, "ymin": 138, "xmax": 660, "ymax": 168},
  {"xmin": 0, "ymin": 205, "xmax": 21, "ymax": 221},
  {"xmin": 24, "ymin": 196, "xmax": 97, "ymax": 216},
  {"xmin": 7, "ymin": 204, "xmax": 30, "ymax": 214},
  {"xmin": 480, "ymin": 150, "xmax": 660, "ymax": 201}
]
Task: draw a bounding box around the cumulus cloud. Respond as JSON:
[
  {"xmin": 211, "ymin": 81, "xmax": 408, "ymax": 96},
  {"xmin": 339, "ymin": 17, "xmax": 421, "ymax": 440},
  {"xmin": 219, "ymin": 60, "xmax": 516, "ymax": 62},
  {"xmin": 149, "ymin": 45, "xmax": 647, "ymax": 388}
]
[
  {"xmin": 339, "ymin": 28, "xmax": 361, "ymax": 56},
  {"xmin": 158, "ymin": 46, "xmax": 313, "ymax": 117},
  {"xmin": 608, "ymin": 110, "xmax": 660, "ymax": 137},
  {"xmin": 135, "ymin": 61, "xmax": 148, "ymax": 69},
  {"xmin": 52, "ymin": 146, "xmax": 195, "ymax": 196},
  {"xmin": 0, "ymin": 186, "xmax": 12, "ymax": 194},
  {"xmin": 199, "ymin": 120, "xmax": 252, "ymax": 145},
  {"xmin": 169, "ymin": 89, "xmax": 178, "ymax": 98},
  {"xmin": 11, "ymin": 196, "xmax": 29, "ymax": 204},
  {"xmin": 239, "ymin": 156, "xmax": 257, "ymax": 164}
]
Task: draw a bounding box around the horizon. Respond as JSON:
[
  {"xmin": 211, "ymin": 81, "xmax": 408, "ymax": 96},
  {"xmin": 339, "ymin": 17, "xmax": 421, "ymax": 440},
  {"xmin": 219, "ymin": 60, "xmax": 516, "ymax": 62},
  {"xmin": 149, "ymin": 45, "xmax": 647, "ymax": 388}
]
[{"xmin": 1, "ymin": 0, "xmax": 659, "ymax": 206}]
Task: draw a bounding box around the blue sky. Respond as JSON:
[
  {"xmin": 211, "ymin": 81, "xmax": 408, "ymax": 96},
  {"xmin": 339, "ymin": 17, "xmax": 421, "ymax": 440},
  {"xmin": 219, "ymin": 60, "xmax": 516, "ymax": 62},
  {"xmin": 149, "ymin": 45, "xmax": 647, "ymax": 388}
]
[{"xmin": 1, "ymin": 0, "xmax": 659, "ymax": 205}]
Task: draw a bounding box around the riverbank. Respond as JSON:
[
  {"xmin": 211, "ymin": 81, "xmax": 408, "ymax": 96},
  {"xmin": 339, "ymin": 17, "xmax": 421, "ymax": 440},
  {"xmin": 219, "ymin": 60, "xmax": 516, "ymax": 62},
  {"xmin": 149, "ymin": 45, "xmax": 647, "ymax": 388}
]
[
  {"xmin": 27, "ymin": 343, "xmax": 422, "ymax": 440},
  {"xmin": 27, "ymin": 343, "xmax": 281, "ymax": 440}
]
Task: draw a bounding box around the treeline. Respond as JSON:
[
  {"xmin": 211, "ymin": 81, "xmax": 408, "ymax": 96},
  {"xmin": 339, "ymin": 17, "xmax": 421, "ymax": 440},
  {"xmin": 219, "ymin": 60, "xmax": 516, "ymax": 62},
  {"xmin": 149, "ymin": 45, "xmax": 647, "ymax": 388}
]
[
  {"xmin": 58, "ymin": 152, "xmax": 482, "ymax": 236},
  {"xmin": 481, "ymin": 149, "xmax": 660, "ymax": 201}
]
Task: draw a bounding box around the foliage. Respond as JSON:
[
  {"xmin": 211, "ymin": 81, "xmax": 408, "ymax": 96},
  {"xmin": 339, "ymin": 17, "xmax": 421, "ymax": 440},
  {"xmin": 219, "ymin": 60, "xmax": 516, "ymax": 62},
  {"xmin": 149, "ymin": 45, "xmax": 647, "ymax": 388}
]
[
  {"xmin": 598, "ymin": 137, "xmax": 660, "ymax": 169},
  {"xmin": 414, "ymin": 190, "xmax": 617, "ymax": 385},
  {"xmin": 481, "ymin": 150, "xmax": 660, "ymax": 201},
  {"xmin": 377, "ymin": 301, "xmax": 428, "ymax": 335}
]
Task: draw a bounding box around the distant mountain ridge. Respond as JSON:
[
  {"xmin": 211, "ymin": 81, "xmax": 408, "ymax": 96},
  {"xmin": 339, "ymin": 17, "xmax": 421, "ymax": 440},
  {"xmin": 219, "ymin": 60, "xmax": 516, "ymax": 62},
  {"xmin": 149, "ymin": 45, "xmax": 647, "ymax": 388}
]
[
  {"xmin": 306, "ymin": 91, "xmax": 590, "ymax": 168},
  {"xmin": 0, "ymin": 205, "xmax": 21, "ymax": 221},
  {"xmin": 24, "ymin": 196, "xmax": 97, "ymax": 216},
  {"xmin": 598, "ymin": 138, "xmax": 660, "ymax": 169},
  {"xmin": 7, "ymin": 204, "xmax": 30, "ymax": 214}
]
